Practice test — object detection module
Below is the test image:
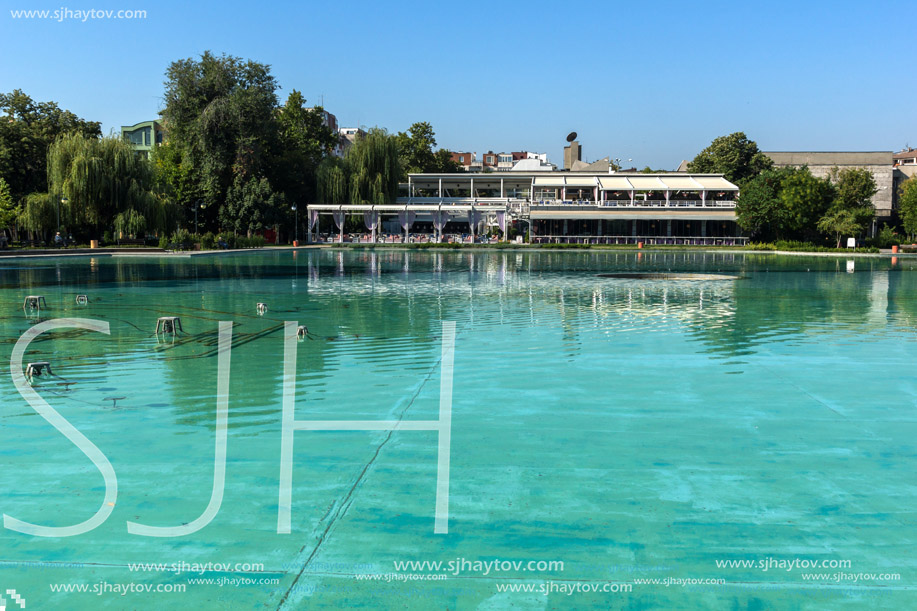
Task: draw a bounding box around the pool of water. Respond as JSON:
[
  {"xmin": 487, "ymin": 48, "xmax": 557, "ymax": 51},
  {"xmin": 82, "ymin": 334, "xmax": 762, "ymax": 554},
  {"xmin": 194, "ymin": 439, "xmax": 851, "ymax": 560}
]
[{"xmin": 1, "ymin": 249, "xmax": 915, "ymax": 609}]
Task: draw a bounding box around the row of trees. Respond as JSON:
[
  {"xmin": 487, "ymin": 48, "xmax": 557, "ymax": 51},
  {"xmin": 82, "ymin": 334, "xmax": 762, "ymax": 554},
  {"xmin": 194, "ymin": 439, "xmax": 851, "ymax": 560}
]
[
  {"xmin": 0, "ymin": 52, "xmax": 463, "ymax": 243},
  {"xmin": 688, "ymin": 132, "xmax": 879, "ymax": 245}
]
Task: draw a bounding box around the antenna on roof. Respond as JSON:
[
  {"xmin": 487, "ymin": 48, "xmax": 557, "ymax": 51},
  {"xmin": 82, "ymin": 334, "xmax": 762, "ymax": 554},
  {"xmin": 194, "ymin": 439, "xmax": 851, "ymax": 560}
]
[{"xmin": 566, "ymin": 132, "xmax": 577, "ymax": 143}]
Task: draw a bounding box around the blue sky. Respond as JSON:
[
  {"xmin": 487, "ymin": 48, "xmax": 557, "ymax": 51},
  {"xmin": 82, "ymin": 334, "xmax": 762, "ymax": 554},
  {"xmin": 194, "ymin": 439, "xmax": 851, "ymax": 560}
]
[{"xmin": 1, "ymin": 0, "xmax": 912, "ymax": 169}]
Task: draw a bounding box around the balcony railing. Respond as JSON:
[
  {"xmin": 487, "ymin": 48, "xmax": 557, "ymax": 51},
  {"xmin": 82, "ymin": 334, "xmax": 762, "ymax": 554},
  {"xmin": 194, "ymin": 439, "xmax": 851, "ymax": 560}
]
[
  {"xmin": 531, "ymin": 235, "xmax": 748, "ymax": 246},
  {"xmin": 532, "ymin": 199, "xmax": 736, "ymax": 208}
]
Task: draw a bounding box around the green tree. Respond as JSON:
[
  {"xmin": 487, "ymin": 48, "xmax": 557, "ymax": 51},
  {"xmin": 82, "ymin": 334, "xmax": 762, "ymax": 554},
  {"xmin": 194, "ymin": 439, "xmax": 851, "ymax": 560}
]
[
  {"xmin": 432, "ymin": 148, "xmax": 463, "ymax": 173},
  {"xmin": 0, "ymin": 176, "xmax": 18, "ymax": 239},
  {"xmin": 395, "ymin": 122, "xmax": 462, "ymax": 177},
  {"xmin": 735, "ymin": 168, "xmax": 790, "ymax": 240},
  {"xmin": 150, "ymin": 141, "xmax": 195, "ymax": 205},
  {"xmin": 396, "ymin": 122, "xmax": 437, "ymax": 176},
  {"xmin": 686, "ymin": 132, "xmax": 773, "ymax": 184},
  {"xmin": 316, "ymin": 157, "xmax": 349, "ymax": 205},
  {"xmin": 275, "ymin": 90, "xmax": 339, "ymax": 207},
  {"xmin": 779, "ymin": 167, "xmax": 836, "ymax": 238},
  {"xmin": 345, "ymin": 128, "xmax": 401, "ymax": 204},
  {"xmin": 219, "ymin": 175, "xmax": 284, "ymax": 237},
  {"xmin": 827, "ymin": 166, "xmax": 877, "ymax": 228},
  {"xmin": 23, "ymin": 133, "xmax": 170, "ymax": 239},
  {"xmin": 114, "ymin": 208, "xmax": 147, "ymax": 239},
  {"xmin": 817, "ymin": 208, "xmax": 862, "ymax": 248},
  {"xmin": 18, "ymin": 192, "xmax": 54, "ymax": 237},
  {"xmin": 898, "ymin": 177, "xmax": 917, "ymax": 238},
  {"xmin": 0, "ymin": 90, "xmax": 101, "ymax": 202},
  {"xmin": 162, "ymin": 51, "xmax": 279, "ymax": 230},
  {"xmin": 316, "ymin": 127, "xmax": 401, "ymax": 222}
]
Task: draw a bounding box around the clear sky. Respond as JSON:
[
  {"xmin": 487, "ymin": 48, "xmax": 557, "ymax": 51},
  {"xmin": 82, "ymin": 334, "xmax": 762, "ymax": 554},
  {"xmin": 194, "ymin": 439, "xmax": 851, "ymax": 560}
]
[{"xmin": 1, "ymin": 0, "xmax": 912, "ymax": 169}]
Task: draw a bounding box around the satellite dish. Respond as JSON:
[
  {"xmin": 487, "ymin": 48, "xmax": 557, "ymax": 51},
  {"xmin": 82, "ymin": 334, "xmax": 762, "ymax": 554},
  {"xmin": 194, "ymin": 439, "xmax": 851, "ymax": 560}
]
[{"xmin": 566, "ymin": 132, "xmax": 577, "ymax": 143}]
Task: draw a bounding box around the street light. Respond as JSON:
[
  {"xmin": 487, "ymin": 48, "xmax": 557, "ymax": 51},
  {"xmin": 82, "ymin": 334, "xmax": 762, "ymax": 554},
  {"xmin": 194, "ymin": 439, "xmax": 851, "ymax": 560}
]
[
  {"xmin": 291, "ymin": 205, "xmax": 298, "ymax": 244},
  {"xmin": 59, "ymin": 197, "xmax": 68, "ymax": 233}
]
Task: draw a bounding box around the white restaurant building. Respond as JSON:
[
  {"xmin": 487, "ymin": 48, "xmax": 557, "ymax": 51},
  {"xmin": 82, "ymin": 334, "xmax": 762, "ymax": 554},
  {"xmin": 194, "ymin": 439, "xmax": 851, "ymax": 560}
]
[{"xmin": 308, "ymin": 171, "xmax": 744, "ymax": 245}]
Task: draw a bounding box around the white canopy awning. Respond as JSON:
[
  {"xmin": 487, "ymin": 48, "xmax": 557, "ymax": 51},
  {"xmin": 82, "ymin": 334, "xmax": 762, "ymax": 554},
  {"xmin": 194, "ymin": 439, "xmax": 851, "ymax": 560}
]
[
  {"xmin": 533, "ymin": 177, "xmax": 567, "ymax": 187},
  {"xmin": 693, "ymin": 176, "xmax": 739, "ymax": 190},
  {"xmin": 627, "ymin": 176, "xmax": 668, "ymax": 190},
  {"xmin": 658, "ymin": 176, "xmax": 704, "ymax": 190},
  {"xmin": 598, "ymin": 176, "xmax": 634, "ymax": 190}
]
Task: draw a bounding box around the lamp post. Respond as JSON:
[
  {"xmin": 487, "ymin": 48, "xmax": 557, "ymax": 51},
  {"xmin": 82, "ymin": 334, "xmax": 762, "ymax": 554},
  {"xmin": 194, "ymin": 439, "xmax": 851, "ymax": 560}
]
[
  {"xmin": 58, "ymin": 197, "xmax": 68, "ymax": 233},
  {"xmin": 194, "ymin": 202, "xmax": 202, "ymax": 234},
  {"xmin": 291, "ymin": 205, "xmax": 298, "ymax": 244}
]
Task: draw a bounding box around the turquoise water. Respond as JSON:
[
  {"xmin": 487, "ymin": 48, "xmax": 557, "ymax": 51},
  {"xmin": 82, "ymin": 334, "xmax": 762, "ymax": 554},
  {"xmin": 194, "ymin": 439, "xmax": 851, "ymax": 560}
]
[{"xmin": 0, "ymin": 249, "xmax": 915, "ymax": 609}]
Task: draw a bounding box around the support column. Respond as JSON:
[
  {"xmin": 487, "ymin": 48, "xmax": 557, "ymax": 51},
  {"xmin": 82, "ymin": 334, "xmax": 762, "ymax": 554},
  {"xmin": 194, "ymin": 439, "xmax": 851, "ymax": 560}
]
[
  {"xmin": 667, "ymin": 220, "xmax": 672, "ymax": 237},
  {"xmin": 597, "ymin": 219, "xmax": 603, "ymax": 236},
  {"xmin": 470, "ymin": 208, "xmax": 475, "ymax": 244},
  {"xmin": 631, "ymin": 220, "xmax": 637, "ymax": 237},
  {"xmin": 701, "ymin": 221, "xmax": 707, "ymax": 238},
  {"xmin": 500, "ymin": 178, "xmax": 505, "ymax": 198},
  {"xmin": 439, "ymin": 178, "xmax": 443, "ymax": 199}
]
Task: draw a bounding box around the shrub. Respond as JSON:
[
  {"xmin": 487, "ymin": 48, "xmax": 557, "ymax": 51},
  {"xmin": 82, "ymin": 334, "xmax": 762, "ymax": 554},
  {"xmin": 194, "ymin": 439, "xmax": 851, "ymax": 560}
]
[
  {"xmin": 170, "ymin": 228, "xmax": 193, "ymax": 250},
  {"xmin": 158, "ymin": 235, "xmax": 169, "ymax": 249},
  {"xmin": 874, "ymin": 225, "xmax": 900, "ymax": 249},
  {"xmin": 200, "ymin": 232, "xmax": 216, "ymax": 250}
]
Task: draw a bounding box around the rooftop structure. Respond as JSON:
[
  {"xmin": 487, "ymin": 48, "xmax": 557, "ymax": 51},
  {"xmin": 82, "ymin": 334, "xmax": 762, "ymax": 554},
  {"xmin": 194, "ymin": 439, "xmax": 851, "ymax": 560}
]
[{"xmin": 894, "ymin": 148, "xmax": 917, "ymax": 166}]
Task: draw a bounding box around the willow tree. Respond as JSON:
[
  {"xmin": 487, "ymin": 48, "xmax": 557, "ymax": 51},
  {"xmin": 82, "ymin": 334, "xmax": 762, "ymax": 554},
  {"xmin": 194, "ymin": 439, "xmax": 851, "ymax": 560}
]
[
  {"xmin": 18, "ymin": 192, "xmax": 55, "ymax": 238},
  {"xmin": 44, "ymin": 133, "xmax": 163, "ymax": 238},
  {"xmin": 316, "ymin": 128, "xmax": 400, "ymax": 206},
  {"xmin": 344, "ymin": 128, "xmax": 400, "ymax": 205}
]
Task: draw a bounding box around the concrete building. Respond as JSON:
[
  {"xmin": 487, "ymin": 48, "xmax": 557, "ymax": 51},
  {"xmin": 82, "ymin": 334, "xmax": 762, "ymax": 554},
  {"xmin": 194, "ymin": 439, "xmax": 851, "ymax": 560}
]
[
  {"xmin": 564, "ymin": 140, "xmax": 582, "ymax": 170},
  {"xmin": 121, "ymin": 120, "xmax": 166, "ymax": 159},
  {"xmin": 764, "ymin": 151, "xmax": 895, "ymax": 218},
  {"xmin": 338, "ymin": 127, "xmax": 367, "ymax": 158}
]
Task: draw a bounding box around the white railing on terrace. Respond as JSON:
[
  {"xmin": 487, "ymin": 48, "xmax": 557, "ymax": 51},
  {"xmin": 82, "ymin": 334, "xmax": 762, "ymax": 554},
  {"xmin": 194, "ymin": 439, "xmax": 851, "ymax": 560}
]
[
  {"xmin": 398, "ymin": 197, "xmax": 526, "ymax": 205},
  {"xmin": 532, "ymin": 235, "xmax": 748, "ymax": 245},
  {"xmin": 393, "ymin": 198, "xmax": 736, "ymax": 214},
  {"xmin": 532, "ymin": 199, "xmax": 736, "ymax": 208}
]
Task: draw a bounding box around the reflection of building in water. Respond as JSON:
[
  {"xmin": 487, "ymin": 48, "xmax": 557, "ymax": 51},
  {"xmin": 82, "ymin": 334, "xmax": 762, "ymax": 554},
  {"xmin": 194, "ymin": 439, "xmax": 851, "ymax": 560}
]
[{"xmin": 868, "ymin": 271, "xmax": 888, "ymax": 326}]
